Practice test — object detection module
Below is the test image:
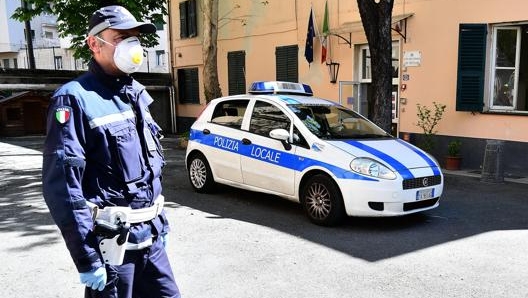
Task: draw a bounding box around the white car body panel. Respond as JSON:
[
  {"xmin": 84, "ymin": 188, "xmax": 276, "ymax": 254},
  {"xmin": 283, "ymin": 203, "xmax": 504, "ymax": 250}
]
[{"xmin": 185, "ymin": 82, "xmax": 444, "ymax": 218}]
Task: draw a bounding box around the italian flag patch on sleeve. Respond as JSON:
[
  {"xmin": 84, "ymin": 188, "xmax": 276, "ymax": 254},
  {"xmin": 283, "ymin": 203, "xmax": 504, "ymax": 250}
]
[{"xmin": 55, "ymin": 106, "xmax": 72, "ymax": 124}]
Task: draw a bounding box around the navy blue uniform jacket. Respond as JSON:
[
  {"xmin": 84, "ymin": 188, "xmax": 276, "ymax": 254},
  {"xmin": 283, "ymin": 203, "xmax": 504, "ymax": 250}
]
[{"xmin": 42, "ymin": 60, "xmax": 169, "ymax": 273}]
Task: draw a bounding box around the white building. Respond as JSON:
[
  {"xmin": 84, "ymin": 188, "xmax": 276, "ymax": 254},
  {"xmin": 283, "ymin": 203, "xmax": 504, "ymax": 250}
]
[
  {"xmin": 0, "ymin": 0, "xmax": 25, "ymax": 69},
  {"xmin": 0, "ymin": 1, "xmax": 169, "ymax": 73}
]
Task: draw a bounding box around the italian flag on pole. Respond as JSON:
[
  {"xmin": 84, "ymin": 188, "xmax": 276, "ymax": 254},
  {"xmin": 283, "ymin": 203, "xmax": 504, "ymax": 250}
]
[{"xmin": 321, "ymin": 0, "xmax": 329, "ymax": 64}]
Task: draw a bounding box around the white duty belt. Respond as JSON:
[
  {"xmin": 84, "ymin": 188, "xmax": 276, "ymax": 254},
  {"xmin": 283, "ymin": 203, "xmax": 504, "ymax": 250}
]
[
  {"xmin": 87, "ymin": 195, "xmax": 165, "ymax": 224},
  {"xmin": 86, "ymin": 195, "xmax": 165, "ymax": 265}
]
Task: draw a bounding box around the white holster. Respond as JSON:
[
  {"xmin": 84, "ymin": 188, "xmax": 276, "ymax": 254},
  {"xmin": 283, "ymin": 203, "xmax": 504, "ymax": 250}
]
[{"xmin": 87, "ymin": 195, "xmax": 165, "ymax": 265}]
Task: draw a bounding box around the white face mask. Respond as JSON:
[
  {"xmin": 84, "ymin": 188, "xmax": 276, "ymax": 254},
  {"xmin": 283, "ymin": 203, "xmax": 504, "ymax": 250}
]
[{"xmin": 96, "ymin": 36, "xmax": 144, "ymax": 74}]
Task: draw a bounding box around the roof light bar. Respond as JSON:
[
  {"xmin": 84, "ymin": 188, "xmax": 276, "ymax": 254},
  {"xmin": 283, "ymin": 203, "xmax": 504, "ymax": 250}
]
[{"xmin": 248, "ymin": 81, "xmax": 313, "ymax": 96}]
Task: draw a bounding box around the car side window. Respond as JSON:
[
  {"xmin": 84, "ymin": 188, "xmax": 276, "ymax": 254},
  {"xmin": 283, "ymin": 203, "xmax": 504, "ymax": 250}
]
[
  {"xmin": 249, "ymin": 101, "xmax": 290, "ymax": 137},
  {"xmin": 211, "ymin": 99, "xmax": 249, "ymax": 128}
]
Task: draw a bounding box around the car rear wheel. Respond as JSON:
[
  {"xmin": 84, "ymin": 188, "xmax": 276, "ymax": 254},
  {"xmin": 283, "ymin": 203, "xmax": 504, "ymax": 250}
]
[
  {"xmin": 300, "ymin": 174, "xmax": 345, "ymax": 226},
  {"xmin": 188, "ymin": 153, "xmax": 216, "ymax": 193}
]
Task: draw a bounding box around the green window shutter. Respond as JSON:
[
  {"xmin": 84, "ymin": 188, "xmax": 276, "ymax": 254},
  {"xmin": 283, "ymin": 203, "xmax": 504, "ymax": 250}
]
[
  {"xmin": 177, "ymin": 68, "xmax": 199, "ymax": 104},
  {"xmin": 456, "ymin": 24, "xmax": 487, "ymax": 111},
  {"xmin": 275, "ymin": 45, "xmax": 299, "ymax": 82},
  {"xmin": 188, "ymin": 0, "xmax": 197, "ymax": 38},
  {"xmin": 179, "ymin": 2, "xmax": 188, "ymax": 38},
  {"xmin": 228, "ymin": 51, "xmax": 246, "ymax": 95}
]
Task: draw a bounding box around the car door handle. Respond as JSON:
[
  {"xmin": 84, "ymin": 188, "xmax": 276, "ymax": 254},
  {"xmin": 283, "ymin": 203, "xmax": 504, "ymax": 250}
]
[
  {"xmin": 203, "ymin": 129, "xmax": 210, "ymax": 135},
  {"xmin": 242, "ymin": 138, "xmax": 252, "ymax": 145}
]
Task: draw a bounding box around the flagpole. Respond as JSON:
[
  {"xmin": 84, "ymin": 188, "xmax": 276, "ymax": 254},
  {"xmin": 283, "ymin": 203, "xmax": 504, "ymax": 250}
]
[
  {"xmin": 326, "ymin": 0, "xmax": 331, "ymax": 63},
  {"xmin": 304, "ymin": 5, "xmax": 316, "ymax": 66},
  {"xmin": 321, "ymin": 0, "xmax": 329, "ymax": 64},
  {"xmin": 312, "ymin": 3, "xmax": 323, "ymax": 44}
]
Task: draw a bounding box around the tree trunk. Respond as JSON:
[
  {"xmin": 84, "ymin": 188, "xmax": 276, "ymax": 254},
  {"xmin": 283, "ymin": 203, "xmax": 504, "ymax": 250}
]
[
  {"xmin": 23, "ymin": 0, "xmax": 36, "ymax": 69},
  {"xmin": 203, "ymin": 0, "xmax": 222, "ymax": 102},
  {"xmin": 356, "ymin": 0, "xmax": 394, "ymax": 133}
]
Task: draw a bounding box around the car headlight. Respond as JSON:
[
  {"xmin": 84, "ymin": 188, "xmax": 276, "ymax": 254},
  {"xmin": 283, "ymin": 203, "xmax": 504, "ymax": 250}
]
[{"xmin": 350, "ymin": 158, "xmax": 397, "ymax": 180}]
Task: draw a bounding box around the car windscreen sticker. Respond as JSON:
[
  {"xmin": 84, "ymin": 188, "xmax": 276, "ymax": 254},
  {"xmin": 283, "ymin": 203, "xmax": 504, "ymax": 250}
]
[
  {"xmin": 396, "ymin": 139, "xmax": 441, "ymax": 175},
  {"xmin": 277, "ymin": 95, "xmax": 300, "ymax": 104},
  {"xmin": 343, "ymin": 140, "xmax": 414, "ymax": 179}
]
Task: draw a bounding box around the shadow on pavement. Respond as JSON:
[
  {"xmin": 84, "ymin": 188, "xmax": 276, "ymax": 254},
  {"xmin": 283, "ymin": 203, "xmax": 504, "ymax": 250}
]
[
  {"xmin": 3, "ymin": 136, "xmax": 528, "ymax": 261},
  {"xmin": 0, "ymin": 136, "xmax": 59, "ymax": 251},
  {"xmin": 162, "ymin": 143, "xmax": 528, "ymax": 262}
]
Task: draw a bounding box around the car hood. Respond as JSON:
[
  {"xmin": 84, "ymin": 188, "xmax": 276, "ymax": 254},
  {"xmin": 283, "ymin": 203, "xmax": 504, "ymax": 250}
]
[{"xmin": 326, "ymin": 139, "xmax": 439, "ymax": 171}]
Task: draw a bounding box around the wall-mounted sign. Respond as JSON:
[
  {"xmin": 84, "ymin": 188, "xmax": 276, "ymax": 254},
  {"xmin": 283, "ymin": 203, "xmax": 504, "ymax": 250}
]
[
  {"xmin": 403, "ymin": 51, "xmax": 421, "ymax": 67},
  {"xmin": 391, "ymin": 91, "xmax": 398, "ymax": 121}
]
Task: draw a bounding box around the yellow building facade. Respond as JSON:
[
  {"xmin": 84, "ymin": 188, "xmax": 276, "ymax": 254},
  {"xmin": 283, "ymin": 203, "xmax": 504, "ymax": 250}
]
[{"xmin": 169, "ymin": 0, "xmax": 528, "ymax": 176}]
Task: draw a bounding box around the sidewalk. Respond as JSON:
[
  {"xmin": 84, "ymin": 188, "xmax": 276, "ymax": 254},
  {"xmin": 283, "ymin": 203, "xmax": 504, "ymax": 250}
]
[
  {"xmin": 4, "ymin": 135, "xmax": 526, "ymax": 183},
  {"xmin": 443, "ymin": 168, "xmax": 528, "ymax": 184}
]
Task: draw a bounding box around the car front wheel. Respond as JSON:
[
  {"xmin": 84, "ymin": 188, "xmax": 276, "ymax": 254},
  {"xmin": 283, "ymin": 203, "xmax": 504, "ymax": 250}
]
[
  {"xmin": 300, "ymin": 174, "xmax": 345, "ymax": 226},
  {"xmin": 187, "ymin": 153, "xmax": 216, "ymax": 193}
]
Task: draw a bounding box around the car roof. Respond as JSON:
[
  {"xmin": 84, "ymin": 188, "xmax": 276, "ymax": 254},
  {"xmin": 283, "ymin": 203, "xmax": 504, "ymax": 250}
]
[
  {"xmin": 210, "ymin": 81, "xmax": 344, "ymax": 109},
  {"xmin": 213, "ymin": 93, "xmax": 342, "ymax": 107}
]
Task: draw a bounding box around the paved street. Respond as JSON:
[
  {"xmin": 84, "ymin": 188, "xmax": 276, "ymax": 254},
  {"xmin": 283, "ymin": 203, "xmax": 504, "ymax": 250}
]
[{"xmin": 1, "ymin": 136, "xmax": 528, "ymax": 298}]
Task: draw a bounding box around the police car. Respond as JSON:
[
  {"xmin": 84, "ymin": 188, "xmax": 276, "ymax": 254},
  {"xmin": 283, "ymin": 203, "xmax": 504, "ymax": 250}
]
[{"xmin": 185, "ymin": 81, "xmax": 443, "ymax": 226}]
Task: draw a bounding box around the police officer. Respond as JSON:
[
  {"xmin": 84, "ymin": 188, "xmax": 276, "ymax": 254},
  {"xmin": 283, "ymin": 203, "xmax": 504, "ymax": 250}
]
[{"xmin": 42, "ymin": 5, "xmax": 180, "ymax": 298}]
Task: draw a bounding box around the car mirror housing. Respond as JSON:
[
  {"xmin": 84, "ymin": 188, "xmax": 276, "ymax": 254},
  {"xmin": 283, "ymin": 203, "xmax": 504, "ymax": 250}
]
[
  {"xmin": 269, "ymin": 128, "xmax": 292, "ymax": 151},
  {"xmin": 269, "ymin": 128, "xmax": 290, "ymax": 141}
]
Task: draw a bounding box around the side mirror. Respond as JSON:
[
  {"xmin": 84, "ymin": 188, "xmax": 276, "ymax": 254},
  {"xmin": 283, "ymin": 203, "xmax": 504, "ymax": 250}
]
[
  {"xmin": 269, "ymin": 128, "xmax": 290, "ymax": 141},
  {"xmin": 269, "ymin": 128, "xmax": 292, "ymax": 151}
]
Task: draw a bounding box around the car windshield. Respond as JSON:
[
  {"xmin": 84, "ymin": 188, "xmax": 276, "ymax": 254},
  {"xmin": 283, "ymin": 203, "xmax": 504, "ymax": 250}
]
[{"xmin": 287, "ymin": 104, "xmax": 392, "ymax": 140}]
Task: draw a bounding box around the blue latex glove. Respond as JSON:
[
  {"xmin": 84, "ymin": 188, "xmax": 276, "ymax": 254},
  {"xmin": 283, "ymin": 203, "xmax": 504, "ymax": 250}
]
[
  {"xmin": 79, "ymin": 267, "xmax": 107, "ymax": 291},
  {"xmin": 160, "ymin": 233, "xmax": 168, "ymax": 248}
]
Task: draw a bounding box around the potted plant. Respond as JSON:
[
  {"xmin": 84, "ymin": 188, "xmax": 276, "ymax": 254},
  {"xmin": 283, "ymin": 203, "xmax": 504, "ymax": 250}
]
[
  {"xmin": 415, "ymin": 102, "xmax": 446, "ymax": 152},
  {"xmin": 177, "ymin": 131, "xmax": 190, "ymax": 149},
  {"xmin": 445, "ymin": 140, "xmax": 462, "ymax": 170}
]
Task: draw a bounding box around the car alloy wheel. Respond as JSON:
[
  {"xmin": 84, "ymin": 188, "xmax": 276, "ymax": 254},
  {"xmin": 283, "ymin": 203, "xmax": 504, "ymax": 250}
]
[
  {"xmin": 305, "ymin": 182, "xmax": 332, "ymax": 220},
  {"xmin": 188, "ymin": 153, "xmax": 215, "ymax": 193},
  {"xmin": 301, "ymin": 174, "xmax": 345, "ymax": 226}
]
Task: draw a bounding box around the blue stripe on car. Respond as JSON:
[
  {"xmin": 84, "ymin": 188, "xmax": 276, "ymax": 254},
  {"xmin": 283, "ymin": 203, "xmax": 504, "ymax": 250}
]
[
  {"xmin": 342, "ymin": 140, "xmax": 415, "ymax": 179},
  {"xmin": 396, "ymin": 139, "xmax": 441, "ymax": 175},
  {"xmin": 190, "ymin": 129, "xmax": 377, "ymax": 181}
]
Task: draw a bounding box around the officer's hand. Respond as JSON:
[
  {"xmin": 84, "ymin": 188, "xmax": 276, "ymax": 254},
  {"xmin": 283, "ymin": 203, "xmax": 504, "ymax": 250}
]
[
  {"xmin": 79, "ymin": 267, "xmax": 107, "ymax": 291},
  {"xmin": 160, "ymin": 233, "xmax": 168, "ymax": 248}
]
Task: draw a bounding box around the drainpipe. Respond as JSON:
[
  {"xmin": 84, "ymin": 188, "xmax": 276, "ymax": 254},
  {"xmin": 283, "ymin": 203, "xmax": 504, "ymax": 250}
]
[{"xmin": 167, "ymin": 0, "xmax": 178, "ymax": 134}]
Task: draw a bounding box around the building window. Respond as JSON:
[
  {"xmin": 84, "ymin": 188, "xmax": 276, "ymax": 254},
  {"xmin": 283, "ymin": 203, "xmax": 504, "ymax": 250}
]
[
  {"xmin": 275, "ymin": 45, "xmax": 298, "ymax": 83},
  {"xmin": 154, "ymin": 21, "xmax": 164, "ymax": 31},
  {"xmin": 359, "ymin": 42, "xmax": 400, "ymax": 83},
  {"xmin": 177, "ymin": 67, "xmax": 199, "ymax": 104},
  {"xmin": 54, "ymin": 56, "xmax": 63, "ymax": 70},
  {"xmin": 228, "ymin": 51, "xmax": 246, "ymax": 95},
  {"xmin": 490, "ymin": 25, "xmax": 528, "ymax": 111},
  {"xmin": 3, "ymin": 59, "xmax": 10, "ymax": 68},
  {"xmin": 24, "ymin": 29, "xmax": 35, "ymax": 41},
  {"xmin": 179, "ymin": 0, "xmax": 197, "ymax": 38},
  {"xmin": 44, "ymin": 31, "xmax": 53, "ymax": 39},
  {"xmin": 156, "ymin": 50, "xmax": 165, "ymax": 66},
  {"xmin": 360, "ymin": 46, "xmax": 371, "ymax": 82},
  {"xmin": 456, "ymin": 23, "xmax": 528, "ymax": 113},
  {"xmin": 13, "ymin": 58, "xmax": 17, "ymax": 69},
  {"xmin": 75, "ymin": 59, "xmax": 87, "ymax": 70}
]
